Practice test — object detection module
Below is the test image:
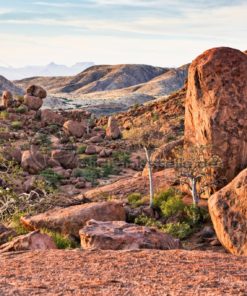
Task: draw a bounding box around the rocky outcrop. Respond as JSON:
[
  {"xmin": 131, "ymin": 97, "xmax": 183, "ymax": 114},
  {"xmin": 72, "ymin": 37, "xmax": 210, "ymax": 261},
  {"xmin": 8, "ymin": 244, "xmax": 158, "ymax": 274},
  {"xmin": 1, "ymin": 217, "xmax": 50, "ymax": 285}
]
[
  {"xmin": 83, "ymin": 169, "xmax": 176, "ymax": 201},
  {"xmin": 106, "ymin": 116, "xmax": 121, "ymax": 139},
  {"xmin": 24, "ymin": 85, "xmax": 47, "ymax": 111},
  {"xmin": 184, "ymin": 47, "xmax": 247, "ymax": 186},
  {"xmin": 21, "ymin": 202, "xmax": 126, "ymax": 238},
  {"xmin": 21, "ymin": 146, "xmax": 47, "ymax": 174},
  {"xmin": 208, "ymin": 168, "xmax": 247, "ymax": 256},
  {"xmin": 0, "ymin": 231, "xmax": 57, "ymax": 253},
  {"xmin": 80, "ymin": 220, "xmax": 180, "ymax": 250},
  {"xmin": 63, "ymin": 120, "xmax": 86, "ymax": 138}
]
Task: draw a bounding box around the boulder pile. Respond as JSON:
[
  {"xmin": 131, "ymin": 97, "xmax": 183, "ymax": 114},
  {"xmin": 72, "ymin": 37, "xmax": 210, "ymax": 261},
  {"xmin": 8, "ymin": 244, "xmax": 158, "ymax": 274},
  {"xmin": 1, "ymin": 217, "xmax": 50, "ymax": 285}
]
[{"xmin": 24, "ymin": 85, "xmax": 47, "ymax": 110}]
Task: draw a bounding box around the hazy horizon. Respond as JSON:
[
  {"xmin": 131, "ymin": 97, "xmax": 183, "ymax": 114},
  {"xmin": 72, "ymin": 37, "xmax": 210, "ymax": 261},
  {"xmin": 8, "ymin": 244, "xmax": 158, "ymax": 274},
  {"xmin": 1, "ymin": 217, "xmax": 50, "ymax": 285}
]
[{"xmin": 0, "ymin": 0, "xmax": 246, "ymax": 68}]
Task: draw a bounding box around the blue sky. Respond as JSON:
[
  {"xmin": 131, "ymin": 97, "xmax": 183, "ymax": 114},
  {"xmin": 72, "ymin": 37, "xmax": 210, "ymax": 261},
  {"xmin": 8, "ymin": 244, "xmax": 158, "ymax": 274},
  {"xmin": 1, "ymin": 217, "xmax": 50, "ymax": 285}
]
[{"xmin": 0, "ymin": 0, "xmax": 246, "ymax": 67}]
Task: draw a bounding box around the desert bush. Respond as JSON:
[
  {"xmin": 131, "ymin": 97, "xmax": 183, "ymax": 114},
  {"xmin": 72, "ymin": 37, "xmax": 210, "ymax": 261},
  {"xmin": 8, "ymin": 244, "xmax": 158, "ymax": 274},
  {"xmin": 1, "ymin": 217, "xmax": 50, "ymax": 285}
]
[
  {"xmin": 0, "ymin": 111, "xmax": 9, "ymax": 120},
  {"xmin": 41, "ymin": 229, "xmax": 78, "ymax": 249},
  {"xmin": 101, "ymin": 162, "xmax": 115, "ymax": 177},
  {"xmin": 11, "ymin": 121, "xmax": 22, "ymax": 130},
  {"xmin": 162, "ymin": 222, "xmax": 192, "ymax": 239},
  {"xmin": 77, "ymin": 145, "xmax": 87, "ymax": 154},
  {"xmin": 127, "ymin": 193, "xmax": 145, "ymax": 208},
  {"xmin": 80, "ymin": 155, "xmax": 97, "ymax": 167},
  {"xmin": 153, "ymin": 189, "xmax": 177, "ymax": 208},
  {"xmin": 15, "ymin": 105, "xmax": 27, "ymax": 114},
  {"xmin": 134, "ymin": 214, "xmax": 162, "ymax": 228},
  {"xmin": 112, "ymin": 151, "xmax": 130, "ymax": 166},
  {"xmin": 9, "ymin": 211, "xmax": 29, "ymax": 235},
  {"xmin": 40, "ymin": 169, "xmax": 63, "ymax": 187},
  {"xmin": 160, "ymin": 195, "xmax": 185, "ymax": 218},
  {"xmin": 73, "ymin": 168, "xmax": 100, "ymax": 186}
]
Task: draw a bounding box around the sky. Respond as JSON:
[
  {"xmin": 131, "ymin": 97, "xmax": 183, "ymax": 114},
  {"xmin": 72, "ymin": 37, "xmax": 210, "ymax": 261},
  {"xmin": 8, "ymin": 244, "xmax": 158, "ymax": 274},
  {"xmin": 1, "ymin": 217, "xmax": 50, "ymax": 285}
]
[{"xmin": 0, "ymin": 0, "xmax": 246, "ymax": 67}]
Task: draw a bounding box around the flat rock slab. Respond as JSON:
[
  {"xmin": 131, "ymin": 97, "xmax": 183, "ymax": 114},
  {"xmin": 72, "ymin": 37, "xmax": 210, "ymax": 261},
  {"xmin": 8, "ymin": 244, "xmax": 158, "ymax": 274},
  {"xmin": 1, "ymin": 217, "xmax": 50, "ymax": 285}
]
[
  {"xmin": 80, "ymin": 220, "xmax": 180, "ymax": 250},
  {"xmin": 0, "ymin": 249, "xmax": 247, "ymax": 295},
  {"xmin": 21, "ymin": 202, "xmax": 126, "ymax": 238}
]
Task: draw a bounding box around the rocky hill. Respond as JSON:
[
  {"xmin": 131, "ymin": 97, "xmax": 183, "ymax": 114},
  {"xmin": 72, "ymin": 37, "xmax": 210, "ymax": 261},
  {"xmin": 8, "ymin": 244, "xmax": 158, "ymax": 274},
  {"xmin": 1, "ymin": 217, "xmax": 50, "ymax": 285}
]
[
  {"xmin": 0, "ymin": 75, "xmax": 24, "ymax": 95},
  {"xmin": 15, "ymin": 64, "xmax": 188, "ymax": 97}
]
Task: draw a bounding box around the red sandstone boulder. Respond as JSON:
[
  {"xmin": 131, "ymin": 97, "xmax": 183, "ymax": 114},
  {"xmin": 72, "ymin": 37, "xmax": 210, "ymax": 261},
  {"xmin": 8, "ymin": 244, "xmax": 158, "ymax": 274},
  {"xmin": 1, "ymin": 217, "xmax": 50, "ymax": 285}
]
[
  {"xmin": 184, "ymin": 47, "xmax": 247, "ymax": 186},
  {"xmin": 106, "ymin": 116, "xmax": 121, "ymax": 140},
  {"xmin": 51, "ymin": 149, "xmax": 78, "ymax": 169},
  {"xmin": 80, "ymin": 220, "xmax": 180, "ymax": 250},
  {"xmin": 208, "ymin": 168, "xmax": 247, "ymax": 255},
  {"xmin": 21, "ymin": 202, "xmax": 126, "ymax": 238},
  {"xmin": 26, "ymin": 85, "xmax": 47, "ymax": 99},
  {"xmin": 24, "ymin": 94, "xmax": 43, "ymax": 110},
  {"xmin": 1, "ymin": 90, "xmax": 13, "ymax": 108},
  {"xmin": 63, "ymin": 120, "xmax": 86, "ymax": 138},
  {"xmin": 21, "ymin": 146, "xmax": 47, "ymax": 174},
  {"xmin": 0, "ymin": 231, "xmax": 57, "ymax": 253}
]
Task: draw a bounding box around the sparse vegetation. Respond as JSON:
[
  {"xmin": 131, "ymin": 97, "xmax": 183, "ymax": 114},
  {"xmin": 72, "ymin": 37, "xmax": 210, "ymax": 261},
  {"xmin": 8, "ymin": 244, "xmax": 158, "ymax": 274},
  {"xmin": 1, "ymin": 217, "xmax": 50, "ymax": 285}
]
[
  {"xmin": 11, "ymin": 121, "xmax": 22, "ymax": 130},
  {"xmin": 41, "ymin": 229, "xmax": 78, "ymax": 249},
  {"xmin": 40, "ymin": 169, "xmax": 63, "ymax": 187}
]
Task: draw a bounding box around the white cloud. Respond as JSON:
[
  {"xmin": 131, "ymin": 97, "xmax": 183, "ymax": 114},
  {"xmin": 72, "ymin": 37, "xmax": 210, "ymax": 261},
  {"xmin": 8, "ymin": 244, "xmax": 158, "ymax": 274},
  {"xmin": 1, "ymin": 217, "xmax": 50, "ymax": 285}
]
[{"xmin": 0, "ymin": 8, "xmax": 12, "ymax": 15}]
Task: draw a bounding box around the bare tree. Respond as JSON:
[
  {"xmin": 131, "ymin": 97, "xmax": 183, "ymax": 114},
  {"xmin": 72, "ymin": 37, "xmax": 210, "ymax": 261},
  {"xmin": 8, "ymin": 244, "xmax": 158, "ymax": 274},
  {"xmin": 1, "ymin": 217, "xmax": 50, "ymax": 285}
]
[{"xmin": 173, "ymin": 145, "xmax": 222, "ymax": 206}]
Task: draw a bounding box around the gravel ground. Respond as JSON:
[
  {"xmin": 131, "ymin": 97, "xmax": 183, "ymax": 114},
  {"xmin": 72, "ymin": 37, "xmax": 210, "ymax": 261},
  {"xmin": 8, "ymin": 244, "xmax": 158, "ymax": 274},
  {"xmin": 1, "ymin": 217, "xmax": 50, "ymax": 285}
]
[{"xmin": 1, "ymin": 249, "xmax": 247, "ymax": 296}]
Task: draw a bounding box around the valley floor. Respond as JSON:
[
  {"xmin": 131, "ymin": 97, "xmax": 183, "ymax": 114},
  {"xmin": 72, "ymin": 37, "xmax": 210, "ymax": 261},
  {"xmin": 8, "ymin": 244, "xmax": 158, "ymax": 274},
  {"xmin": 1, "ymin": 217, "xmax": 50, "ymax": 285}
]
[{"xmin": 0, "ymin": 249, "xmax": 246, "ymax": 296}]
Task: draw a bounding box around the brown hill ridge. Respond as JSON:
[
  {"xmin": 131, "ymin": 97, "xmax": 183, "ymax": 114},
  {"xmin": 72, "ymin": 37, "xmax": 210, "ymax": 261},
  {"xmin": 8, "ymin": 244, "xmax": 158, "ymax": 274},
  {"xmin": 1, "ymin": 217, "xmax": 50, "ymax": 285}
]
[
  {"xmin": 16, "ymin": 64, "xmax": 188, "ymax": 98},
  {"xmin": 0, "ymin": 75, "xmax": 24, "ymax": 96}
]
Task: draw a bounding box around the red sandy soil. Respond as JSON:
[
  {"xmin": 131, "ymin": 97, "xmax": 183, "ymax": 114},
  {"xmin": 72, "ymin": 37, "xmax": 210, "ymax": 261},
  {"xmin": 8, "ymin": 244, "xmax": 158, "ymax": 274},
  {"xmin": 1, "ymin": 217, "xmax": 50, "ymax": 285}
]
[{"xmin": 0, "ymin": 249, "xmax": 247, "ymax": 296}]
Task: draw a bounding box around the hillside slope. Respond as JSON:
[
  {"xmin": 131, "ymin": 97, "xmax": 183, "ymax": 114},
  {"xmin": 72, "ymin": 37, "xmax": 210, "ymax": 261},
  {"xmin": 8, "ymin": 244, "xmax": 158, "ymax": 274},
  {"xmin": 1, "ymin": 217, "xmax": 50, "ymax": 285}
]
[
  {"xmin": 0, "ymin": 75, "xmax": 24, "ymax": 95},
  {"xmin": 16, "ymin": 64, "xmax": 168, "ymax": 95}
]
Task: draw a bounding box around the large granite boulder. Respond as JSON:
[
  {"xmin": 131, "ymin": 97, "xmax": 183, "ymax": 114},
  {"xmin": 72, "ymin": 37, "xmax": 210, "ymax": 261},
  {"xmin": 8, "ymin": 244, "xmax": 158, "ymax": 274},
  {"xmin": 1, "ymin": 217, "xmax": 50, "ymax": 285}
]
[
  {"xmin": 184, "ymin": 47, "xmax": 247, "ymax": 186},
  {"xmin": 63, "ymin": 120, "xmax": 86, "ymax": 138},
  {"xmin": 106, "ymin": 116, "xmax": 121, "ymax": 140},
  {"xmin": 24, "ymin": 95, "xmax": 43, "ymax": 111},
  {"xmin": 21, "ymin": 202, "xmax": 126, "ymax": 238},
  {"xmin": 208, "ymin": 168, "xmax": 247, "ymax": 255},
  {"xmin": 80, "ymin": 220, "xmax": 181, "ymax": 250}
]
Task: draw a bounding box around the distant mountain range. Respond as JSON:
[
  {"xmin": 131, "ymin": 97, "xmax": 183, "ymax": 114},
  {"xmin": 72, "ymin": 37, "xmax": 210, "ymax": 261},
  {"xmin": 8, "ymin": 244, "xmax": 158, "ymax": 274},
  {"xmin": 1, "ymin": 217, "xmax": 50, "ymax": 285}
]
[{"xmin": 0, "ymin": 62, "xmax": 94, "ymax": 80}]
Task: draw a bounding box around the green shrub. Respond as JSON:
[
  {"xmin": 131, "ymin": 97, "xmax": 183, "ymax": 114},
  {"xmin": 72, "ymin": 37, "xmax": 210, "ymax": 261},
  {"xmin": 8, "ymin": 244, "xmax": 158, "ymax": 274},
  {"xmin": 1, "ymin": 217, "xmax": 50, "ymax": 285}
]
[
  {"xmin": 160, "ymin": 195, "xmax": 185, "ymax": 218},
  {"xmin": 11, "ymin": 121, "xmax": 22, "ymax": 130},
  {"xmin": 153, "ymin": 189, "xmax": 177, "ymax": 208},
  {"xmin": 41, "ymin": 229, "xmax": 78, "ymax": 249},
  {"xmin": 127, "ymin": 193, "xmax": 144, "ymax": 207},
  {"xmin": 40, "ymin": 169, "xmax": 63, "ymax": 187},
  {"xmin": 101, "ymin": 162, "xmax": 115, "ymax": 177},
  {"xmin": 9, "ymin": 211, "xmax": 29, "ymax": 235},
  {"xmin": 73, "ymin": 168, "xmax": 100, "ymax": 186},
  {"xmin": 112, "ymin": 151, "xmax": 130, "ymax": 166},
  {"xmin": 161, "ymin": 222, "xmax": 192, "ymax": 239},
  {"xmin": 77, "ymin": 145, "xmax": 87, "ymax": 154},
  {"xmin": 184, "ymin": 205, "xmax": 209, "ymax": 226},
  {"xmin": 134, "ymin": 214, "xmax": 162, "ymax": 228},
  {"xmin": 80, "ymin": 155, "xmax": 97, "ymax": 167},
  {"xmin": 0, "ymin": 111, "xmax": 9, "ymax": 120},
  {"xmin": 15, "ymin": 105, "xmax": 27, "ymax": 114}
]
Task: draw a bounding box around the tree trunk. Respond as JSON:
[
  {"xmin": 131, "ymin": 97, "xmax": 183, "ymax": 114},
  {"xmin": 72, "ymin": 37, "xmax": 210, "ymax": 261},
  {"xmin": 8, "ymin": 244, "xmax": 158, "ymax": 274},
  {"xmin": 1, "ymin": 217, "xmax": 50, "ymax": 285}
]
[
  {"xmin": 191, "ymin": 177, "xmax": 199, "ymax": 206},
  {"xmin": 144, "ymin": 147, "xmax": 154, "ymax": 208}
]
